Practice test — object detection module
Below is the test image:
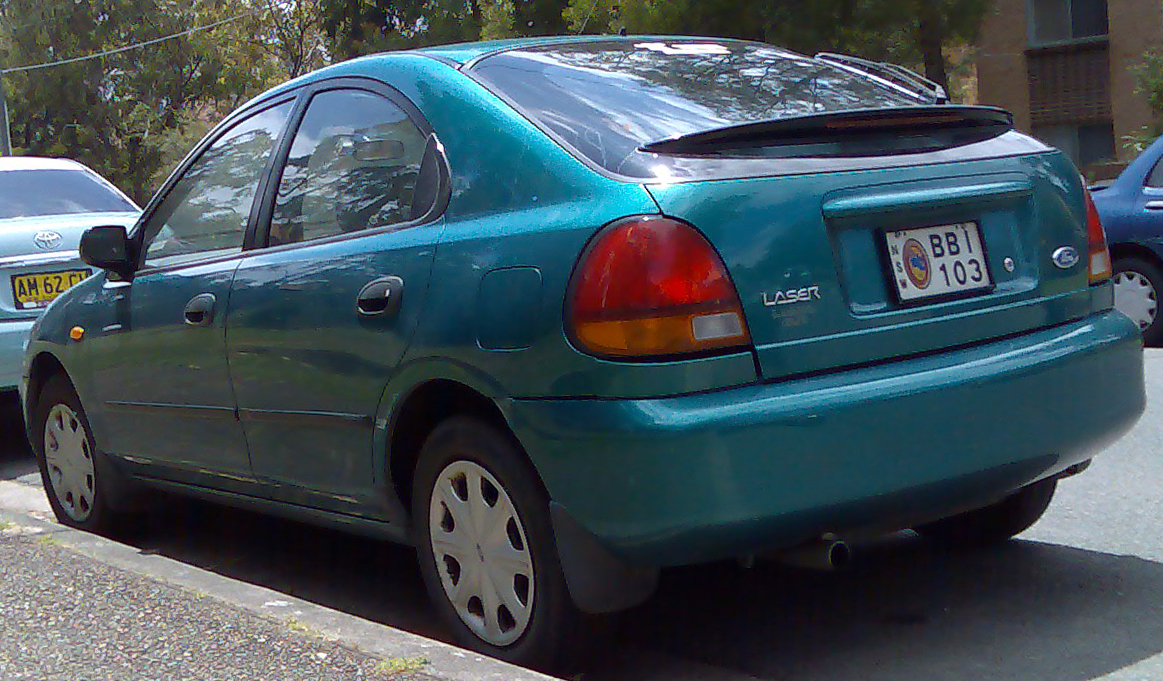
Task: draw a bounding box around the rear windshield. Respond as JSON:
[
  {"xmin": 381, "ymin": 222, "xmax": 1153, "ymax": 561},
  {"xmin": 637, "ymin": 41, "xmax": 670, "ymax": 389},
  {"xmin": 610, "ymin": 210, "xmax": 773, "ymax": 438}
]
[
  {"xmin": 0, "ymin": 168, "xmax": 136, "ymax": 219},
  {"xmin": 470, "ymin": 40, "xmax": 922, "ymax": 178}
]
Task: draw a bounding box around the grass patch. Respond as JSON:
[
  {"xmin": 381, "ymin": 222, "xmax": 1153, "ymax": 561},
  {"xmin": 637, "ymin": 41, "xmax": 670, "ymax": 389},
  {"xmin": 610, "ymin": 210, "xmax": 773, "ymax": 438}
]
[{"xmin": 373, "ymin": 657, "xmax": 428, "ymax": 675}]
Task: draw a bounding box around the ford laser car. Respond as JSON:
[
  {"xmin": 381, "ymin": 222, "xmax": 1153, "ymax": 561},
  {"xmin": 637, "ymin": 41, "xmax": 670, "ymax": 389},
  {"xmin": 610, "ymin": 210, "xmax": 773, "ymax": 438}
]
[
  {"xmin": 20, "ymin": 37, "xmax": 1145, "ymax": 671},
  {"xmin": 0, "ymin": 157, "xmax": 138, "ymax": 394}
]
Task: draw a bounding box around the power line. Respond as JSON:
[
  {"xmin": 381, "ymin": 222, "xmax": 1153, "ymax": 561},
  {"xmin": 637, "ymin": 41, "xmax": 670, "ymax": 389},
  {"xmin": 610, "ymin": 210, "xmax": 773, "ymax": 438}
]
[{"xmin": 1, "ymin": 10, "xmax": 257, "ymax": 74}]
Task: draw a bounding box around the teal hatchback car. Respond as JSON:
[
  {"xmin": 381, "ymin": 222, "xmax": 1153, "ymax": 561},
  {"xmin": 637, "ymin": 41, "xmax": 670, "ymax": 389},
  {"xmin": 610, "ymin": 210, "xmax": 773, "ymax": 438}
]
[{"xmin": 20, "ymin": 37, "xmax": 1146, "ymax": 670}]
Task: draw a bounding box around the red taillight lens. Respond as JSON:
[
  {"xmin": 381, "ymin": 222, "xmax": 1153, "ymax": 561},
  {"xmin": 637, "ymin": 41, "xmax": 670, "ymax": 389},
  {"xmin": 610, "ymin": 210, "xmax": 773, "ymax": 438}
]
[
  {"xmin": 568, "ymin": 216, "xmax": 751, "ymax": 357},
  {"xmin": 1084, "ymin": 188, "xmax": 1112, "ymax": 284}
]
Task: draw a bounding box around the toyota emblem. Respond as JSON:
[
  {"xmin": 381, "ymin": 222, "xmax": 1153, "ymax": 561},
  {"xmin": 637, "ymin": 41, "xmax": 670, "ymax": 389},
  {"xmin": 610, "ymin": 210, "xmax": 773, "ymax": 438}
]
[{"xmin": 33, "ymin": 231, "xmax": 63, "ymax": 250}]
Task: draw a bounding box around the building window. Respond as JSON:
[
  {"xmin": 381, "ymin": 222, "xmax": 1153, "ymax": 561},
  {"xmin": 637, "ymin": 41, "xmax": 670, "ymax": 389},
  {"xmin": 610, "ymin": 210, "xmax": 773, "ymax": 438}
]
[
  {"xmin": 1032, "ymin": 122, "xmax": 1116, "ymax": 167},
  {"xmin": 1029, "ymin": 0, "xmax": 1108, "ymax": 45}
]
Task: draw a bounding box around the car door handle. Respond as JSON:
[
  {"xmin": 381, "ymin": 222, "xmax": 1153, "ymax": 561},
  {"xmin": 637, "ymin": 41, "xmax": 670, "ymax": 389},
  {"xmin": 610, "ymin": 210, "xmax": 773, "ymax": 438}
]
[
  {"xmin": 183, "ymin": 293, "xmax": 217, "ymax": 326},
  {"xmin": 1146, "ymin": 200, "xmax": 1163, "ymax": 210},
  {"xmin": 356, "ymin": 276, "xmax": 404, "ymax": 317}
]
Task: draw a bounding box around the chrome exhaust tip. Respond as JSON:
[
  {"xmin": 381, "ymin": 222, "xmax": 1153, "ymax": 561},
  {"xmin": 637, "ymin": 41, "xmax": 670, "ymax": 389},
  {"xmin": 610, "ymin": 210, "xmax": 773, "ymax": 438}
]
[{"xmin": 770, "ymin": 535, "xmax": 851, "ymax": 571}]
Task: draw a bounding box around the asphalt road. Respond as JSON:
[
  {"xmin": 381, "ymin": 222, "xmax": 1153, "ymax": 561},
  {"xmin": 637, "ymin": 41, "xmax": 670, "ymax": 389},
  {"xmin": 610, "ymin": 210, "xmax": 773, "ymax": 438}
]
[{"xmin": 1, "ymin": 350, "xmax": 1162, "ymax": 681}]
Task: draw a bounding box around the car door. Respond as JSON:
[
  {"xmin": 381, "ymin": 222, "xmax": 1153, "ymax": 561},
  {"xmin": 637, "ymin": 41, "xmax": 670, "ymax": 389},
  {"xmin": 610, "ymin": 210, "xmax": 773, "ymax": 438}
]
[
  {"xmin": 88, "ymin": 99, "xmax": 295, "ymax": 482},
  {"xmin": 225, "ymin": 83, "xmax": 447, "ymax": 516}
]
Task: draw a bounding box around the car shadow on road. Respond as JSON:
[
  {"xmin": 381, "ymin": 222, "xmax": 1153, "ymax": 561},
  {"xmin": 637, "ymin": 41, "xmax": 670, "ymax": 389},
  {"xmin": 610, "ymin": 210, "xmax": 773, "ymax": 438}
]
[
  {"xmin": 106, "ymin": 493, "xmax": 1163, "ymax": 681},
  {"xmin": 596, "ymin": 535, "xmax": 1163, "ymax": 681},
  {"xmin": 0, "ymin": 395, "xmax": 35, "ymax": 482},
  {"xmin": 124, "ymin": 498, "xmax": 443, "ymax": 639}
]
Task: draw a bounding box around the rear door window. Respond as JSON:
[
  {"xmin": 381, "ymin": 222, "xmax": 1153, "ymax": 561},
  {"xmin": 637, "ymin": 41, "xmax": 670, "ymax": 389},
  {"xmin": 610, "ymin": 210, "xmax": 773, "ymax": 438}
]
[
  {"xmin": 268, "ymin": 88, "xmax": 430, "ymax": 247},
  {"xmin": 1147, "ymin": 156, "xmax": 1163, "ymax": 189}
]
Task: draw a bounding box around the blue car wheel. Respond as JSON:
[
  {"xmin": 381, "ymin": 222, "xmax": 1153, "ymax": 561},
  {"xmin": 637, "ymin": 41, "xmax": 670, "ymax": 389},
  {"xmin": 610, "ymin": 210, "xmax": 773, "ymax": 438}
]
[{"xmin": 1113, "ymin": 256, "xmax": 1163, "ymax": 345}]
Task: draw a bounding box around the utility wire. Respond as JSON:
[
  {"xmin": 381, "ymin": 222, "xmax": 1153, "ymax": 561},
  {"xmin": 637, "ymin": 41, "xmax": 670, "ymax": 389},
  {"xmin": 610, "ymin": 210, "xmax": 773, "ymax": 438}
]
[{"xmin": 1, "ymin": 10, "xmax": 256, "ymax": 74}]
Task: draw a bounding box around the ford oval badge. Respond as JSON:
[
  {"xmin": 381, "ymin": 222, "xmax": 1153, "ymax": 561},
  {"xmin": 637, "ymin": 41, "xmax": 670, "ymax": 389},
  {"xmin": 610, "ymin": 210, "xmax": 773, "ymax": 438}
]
[{"xmin": 1052, "ymin": 246, "xmax": 1079, "ymax": 270}]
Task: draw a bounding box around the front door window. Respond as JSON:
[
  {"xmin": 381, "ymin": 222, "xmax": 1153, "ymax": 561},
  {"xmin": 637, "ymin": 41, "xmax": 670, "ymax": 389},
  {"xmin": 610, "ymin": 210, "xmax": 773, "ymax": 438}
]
[{"xmin": 142, "ymin": 101, "xmax": 294, "ymax": 268}]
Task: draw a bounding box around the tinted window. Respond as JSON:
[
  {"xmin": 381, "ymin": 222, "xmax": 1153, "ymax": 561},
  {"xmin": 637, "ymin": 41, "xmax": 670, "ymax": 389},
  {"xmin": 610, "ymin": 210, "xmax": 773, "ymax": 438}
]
[
  {"xmin": 471, "ymin": 40, "xmax": 919, "ymax": 178},
  {"xmin": 269, "ymin": 89, "xmax": 428, "ymax": 247},
  {"xmin": 143, "ymin": 102, "xmax": 293, "ymax": 268},
  {"xmin": 1029, "ymin": 0, "xmax": 1108, "ymax": 44},
  {"xmin": 0, "ymin": 169, "xmax": 136, "ymax": 219},
  {"xmin": 1148, "ymin": 157, "xmax": 1163, "ymax": 189},
  {"xmin": 1032, "ymin": 121, "xmax": 1114, "ymax": 168}
]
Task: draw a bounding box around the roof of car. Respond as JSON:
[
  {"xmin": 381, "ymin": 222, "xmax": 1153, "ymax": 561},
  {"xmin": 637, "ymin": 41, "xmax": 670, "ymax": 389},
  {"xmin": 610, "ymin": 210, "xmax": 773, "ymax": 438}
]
[{"xmin": 0, "ymin": 156, "xmax": 89, "ymax": 173}]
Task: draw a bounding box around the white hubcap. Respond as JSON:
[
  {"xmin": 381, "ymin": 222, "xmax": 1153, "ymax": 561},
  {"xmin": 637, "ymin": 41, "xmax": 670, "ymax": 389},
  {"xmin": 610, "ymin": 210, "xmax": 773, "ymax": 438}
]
[
  {"xmin": 428, "ymin": 461, "xmax": 534, "ymax": 647},
  {"xmin": 1114, "ymin": 270, "xmax": 1158, "ymax": 329},
  {"xmin": 43, "ymin": 404, "xmax": 96, "ymax": 522}
]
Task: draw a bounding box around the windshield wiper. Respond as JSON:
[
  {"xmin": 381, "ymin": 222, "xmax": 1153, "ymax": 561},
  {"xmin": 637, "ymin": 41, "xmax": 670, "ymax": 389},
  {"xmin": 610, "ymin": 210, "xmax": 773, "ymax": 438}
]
[
  {"xmin": 815, "ymin": 53, "xmax": 949, "ymax": 104},
  {"xmin": 639, "ymin": 106, "xmax": 1014, "ymax": 156}
]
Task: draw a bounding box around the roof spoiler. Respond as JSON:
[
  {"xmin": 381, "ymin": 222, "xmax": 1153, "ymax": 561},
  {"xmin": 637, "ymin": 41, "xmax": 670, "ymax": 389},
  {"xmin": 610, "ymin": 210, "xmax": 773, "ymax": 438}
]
[{"xmin": 639, "ymin": 106, "xmax": 1014, "ymax": 156}]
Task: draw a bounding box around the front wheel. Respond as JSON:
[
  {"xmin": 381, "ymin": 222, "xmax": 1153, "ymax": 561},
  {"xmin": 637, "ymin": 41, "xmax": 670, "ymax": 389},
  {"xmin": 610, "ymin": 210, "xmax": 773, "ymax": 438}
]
[
  {"xmin": 916, "ymin": 478, "xmax": 1057, "ymax": 547},
  {"xmin": 412, "ymin": 417, "xmax": 595, "ymax": 672},
  {"xmin": 32, "ymin": 375, "xmax": 127, "ymax": 534},
  {"xmin": 1113, "ymin": 256, "xmax": 1163, "ymax": 346}
]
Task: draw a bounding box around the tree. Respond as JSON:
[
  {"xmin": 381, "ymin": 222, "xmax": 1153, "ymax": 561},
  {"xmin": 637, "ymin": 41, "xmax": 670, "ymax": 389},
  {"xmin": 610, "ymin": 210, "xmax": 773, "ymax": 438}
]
[
  {"xmin": 261, "ymin": 0, "xmax": 331, "ymax": 78},
  {"xmin": 0, "ymin": 0, "xmax": 309, "ymax": 200},
  {"xmin": 563, "ymin": 0, "xmax": 990, "ymax": 96},
  {"xmin": 1129, "ymin": 49, "xmax": 1163, "ymax": 151}
]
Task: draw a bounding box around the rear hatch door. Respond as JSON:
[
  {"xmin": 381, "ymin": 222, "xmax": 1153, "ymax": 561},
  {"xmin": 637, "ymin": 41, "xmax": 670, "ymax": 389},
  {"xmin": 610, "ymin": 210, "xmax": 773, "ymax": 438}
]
[{"xmin": 646, "ymin": 148, "xmax": 1097, "ymax": 380}]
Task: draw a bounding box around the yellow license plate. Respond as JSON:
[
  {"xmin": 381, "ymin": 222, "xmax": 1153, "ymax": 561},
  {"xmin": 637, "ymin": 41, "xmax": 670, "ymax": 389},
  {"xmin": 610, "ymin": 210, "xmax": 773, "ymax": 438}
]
[{"xmin": 11, "ymin": 269, "xmax": 90, "ymax": 309}]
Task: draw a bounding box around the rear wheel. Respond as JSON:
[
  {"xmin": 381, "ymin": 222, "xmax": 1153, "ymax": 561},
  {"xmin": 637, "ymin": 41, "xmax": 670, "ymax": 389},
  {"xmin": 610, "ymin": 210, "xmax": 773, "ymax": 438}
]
[
  {"xmin": 32, "ymin": 375, "xmax": 130, "ymax": 534},
  {"xmin": 412, "ymin": 417, "xmax": 595, "ymax": 672},
  {"xmin": 1113, "ymin": 256, "xmax": 1163, "ymax": 345},
  {"xmin": 916, "ymin": 478, "xmax": 1057, "ymax": 547}
]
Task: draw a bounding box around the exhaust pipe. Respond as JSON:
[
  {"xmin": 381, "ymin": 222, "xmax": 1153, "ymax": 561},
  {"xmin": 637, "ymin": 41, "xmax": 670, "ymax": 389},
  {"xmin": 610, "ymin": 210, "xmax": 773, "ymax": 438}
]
[{"xmin": 769, "ymin": 535, "xmax": 851, "ymax": 571}]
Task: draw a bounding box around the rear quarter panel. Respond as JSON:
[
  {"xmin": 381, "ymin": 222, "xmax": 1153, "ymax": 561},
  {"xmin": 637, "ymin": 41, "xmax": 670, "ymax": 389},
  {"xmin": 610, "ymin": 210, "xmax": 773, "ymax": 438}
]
[{"xmin": 351, "ymin": 55, "xmax": 760, "ymax": 400}]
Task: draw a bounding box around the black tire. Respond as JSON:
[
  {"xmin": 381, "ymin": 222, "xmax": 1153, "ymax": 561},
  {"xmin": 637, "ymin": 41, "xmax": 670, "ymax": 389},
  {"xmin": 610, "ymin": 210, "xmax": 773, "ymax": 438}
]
[
  {"xmin": 917, "ymin": 478, "xmax": 1057, "ymax": 547},
  {"xmin": 412, "ymin": 416, "xmax": 597, "ymax": 673},
  {"xmin": 32, "ymin": 374, "xmax": 131, "ymax": 535},
  {"xmin": 1113, "ymin": 256, "xmax": 1163, "ymax": 346}
]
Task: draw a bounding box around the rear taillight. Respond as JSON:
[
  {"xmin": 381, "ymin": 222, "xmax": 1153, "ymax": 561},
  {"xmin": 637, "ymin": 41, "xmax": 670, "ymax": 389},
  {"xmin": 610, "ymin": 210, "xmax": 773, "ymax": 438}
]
[
  {"xmin": 1084, "ymin": 188, "xmax": 1112, "ymax": 284},
  {"xmin": 568, "ymin": 216, "xmax": 751, "ymax": 358}
]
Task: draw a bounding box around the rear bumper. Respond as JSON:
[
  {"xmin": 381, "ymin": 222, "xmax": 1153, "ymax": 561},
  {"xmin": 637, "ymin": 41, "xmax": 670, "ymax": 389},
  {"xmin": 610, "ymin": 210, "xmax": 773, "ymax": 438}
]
[
  {"xmin": 508, "ymin": 310, "xmax": 1145, "ymax": 567},
  {"xmin": 0, "ymin": 318, "xmax": 34, "ymax": 391}
]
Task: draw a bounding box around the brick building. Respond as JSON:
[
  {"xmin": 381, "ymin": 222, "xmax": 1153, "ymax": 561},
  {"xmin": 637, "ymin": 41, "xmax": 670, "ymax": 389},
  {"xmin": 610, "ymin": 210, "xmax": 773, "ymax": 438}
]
[{"xmin": 977, "ymin": 0, "xmax": 1163, "ymax": 173}]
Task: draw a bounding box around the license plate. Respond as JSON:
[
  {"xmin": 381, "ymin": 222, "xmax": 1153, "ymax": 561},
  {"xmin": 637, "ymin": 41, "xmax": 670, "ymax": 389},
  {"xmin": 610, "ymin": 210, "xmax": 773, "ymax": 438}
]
[
  {"xmin": 11, "ymin": 269, "xmax": 91, "ymax": 310},
  {"xmin": 884, "ymin": 222, "xmax": 992, "ymax": 303}
]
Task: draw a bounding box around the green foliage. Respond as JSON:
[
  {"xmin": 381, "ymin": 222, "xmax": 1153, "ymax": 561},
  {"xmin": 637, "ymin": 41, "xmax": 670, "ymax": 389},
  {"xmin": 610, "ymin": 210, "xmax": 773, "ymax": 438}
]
[
  {"xmin": 0, "ymin": 0, "xmax": 318, "ymax": 200},
  {"xmin": 564, "ymin": 0, "xmax": 989, "ymax": 92},
  {"xmin": 317, "ymin": 0, "xmax": 485, "ymax": 57},
  {"xmin": 1131, "ymin": 49, "xmax": 1163, "ymax": 151}
]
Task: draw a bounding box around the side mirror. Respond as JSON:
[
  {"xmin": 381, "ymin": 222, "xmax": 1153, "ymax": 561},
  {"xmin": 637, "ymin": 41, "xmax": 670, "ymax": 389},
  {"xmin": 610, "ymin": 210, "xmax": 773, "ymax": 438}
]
[{"xmin": 80, "ymin": 225, "xmax": 134, "ymax": 276}]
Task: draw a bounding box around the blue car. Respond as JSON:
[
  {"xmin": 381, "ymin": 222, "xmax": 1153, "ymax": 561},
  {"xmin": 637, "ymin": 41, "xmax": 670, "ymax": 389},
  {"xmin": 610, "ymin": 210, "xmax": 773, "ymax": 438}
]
[{"xmin": 1092, "ymin": 134, "xmax": 1163, "ymax": 344}]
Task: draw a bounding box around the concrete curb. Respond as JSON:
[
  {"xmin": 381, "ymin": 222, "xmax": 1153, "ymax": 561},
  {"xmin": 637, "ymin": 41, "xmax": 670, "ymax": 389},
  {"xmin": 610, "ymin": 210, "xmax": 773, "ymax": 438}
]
[{"xmin": 0, "ymin": 486, "xmax": 561, "ymax": 681}]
